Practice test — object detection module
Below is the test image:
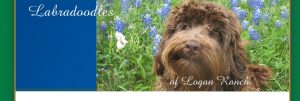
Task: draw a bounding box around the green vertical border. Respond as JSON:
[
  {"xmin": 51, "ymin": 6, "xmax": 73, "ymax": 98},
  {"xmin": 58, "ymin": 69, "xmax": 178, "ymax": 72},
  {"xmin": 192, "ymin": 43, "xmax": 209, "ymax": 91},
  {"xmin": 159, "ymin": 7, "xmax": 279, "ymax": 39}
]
[
  {"xmin": 0, "ymin": 0, "xmax": 14, "ymax": 101},
  {"xmin": 291, "ymin": 0, "xmax": 299, "ymax": 101}
]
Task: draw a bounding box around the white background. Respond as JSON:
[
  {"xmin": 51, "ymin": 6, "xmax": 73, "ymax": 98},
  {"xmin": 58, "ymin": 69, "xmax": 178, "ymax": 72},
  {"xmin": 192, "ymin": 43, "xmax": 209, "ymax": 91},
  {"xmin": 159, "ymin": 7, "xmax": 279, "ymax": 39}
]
[{"xmin": 16, "ymin": 91, "xmax": 289, "ymax": 101}]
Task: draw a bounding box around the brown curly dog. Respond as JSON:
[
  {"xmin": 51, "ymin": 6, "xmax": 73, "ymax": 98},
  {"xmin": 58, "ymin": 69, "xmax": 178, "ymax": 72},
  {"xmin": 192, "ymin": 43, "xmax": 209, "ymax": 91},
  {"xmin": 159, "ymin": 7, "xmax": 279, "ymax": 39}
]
[{"xmin": 153, "ymin": 0, "xmax": 272, "ymax": 91}]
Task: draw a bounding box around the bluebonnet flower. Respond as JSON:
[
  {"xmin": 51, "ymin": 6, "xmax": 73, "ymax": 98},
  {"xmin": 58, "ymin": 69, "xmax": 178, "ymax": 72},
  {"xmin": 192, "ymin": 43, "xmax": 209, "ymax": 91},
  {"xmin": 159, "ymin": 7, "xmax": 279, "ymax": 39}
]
[
  {"xmin": 105, "ymin": 5, "xmax": 110, "ymax": 10},
  {"xmin": 262, "ymin": 13, "xmax": 270, "ymax": 22},
  {"xmin": 114, "ymin": 17, "xmax": 125, "ymax": 33},
  {"xmin": 157, "ymin": 4, "xmax": 171, "ymax": 19},
  {"xmin": 258, "ymin": 0, "xmax": 265, "ymax": 8},
  {"xmin": 252, "ymin": 8, "xmax": 262, "ymax": 25},
  {"xmin": 241, "ymin": 20, "xmax": 249, "ymax": 30},
  {"xmin": 96, "ymin": 73, "xmax": 99, "ymax": 78},
  {"xmin": 164, "ymin": 0, "xmax": 172, "ymax": 5},
  {"xmin": 248, "ymin": 26, "xmax": 260, "ymax": 41},
  {"xmin": 96, "ymin": 1, "xmax": 102, "ymax": 13},
  {"xmin": 232, "ymin": 7, "xmax": 247, "ymax": 21},
  {"xmin": 230, "ymin": 0, "xmax": 240, "ymax": 8},
  {"xmin": 97, "ymin": 0, "xmax": 112, "ymax": 11},
  {"xmin": 114, "ymin": 17, "xmax": 127, "ymax": 49},
  {"xmin": 99, "ymin": 22, "xmax": 108, "ymax": 32},
  {"xmin": 161, "ymin": 4, "xmax": 171, "ymax": 18},
  {"xmin": 270, "ymin": 0, "xmax": 279, "ymax": 6},
  {"xmin": 132, "ymin": 0, "xmax": 142, "ymax": 8},
  {"xmin": 275, "ymin": 20, "xmax": 282, "ymax": 28},
  {"xmin": 149, "ymin": 26, "xmax": 158, "ymax": 38},
  {"xmin": 98, "ymin": 0, "xmax": 112, "ymax": 11},
  {"xmin": 153, "ymin": 34, "xmax": 161, "ymax": 54},
  {"xmin": 149, "ymin": 26, "xmax": 161, "ymax": 54},
  {"xmin": 164, "ymin": 0, "xmax": 170, "ymax": 3},
  {"xmin": 96, "ymin": 1, "xmax": 100, "ymax": 7},
  {"xmin": 106, "ymin": 0, "xmax": 113, "ymax": 3},
  {"xmin": 142, "ymin": 14, "xmax": 152, "ymax": 28},
  {"xmin": 156, "ymin": 9, "xmax": 162, "ymax": 15},
  {"xmin": 248, "ymin": 0, "xmax": 265, "ymax": 10},
  {"xmin": 281, "ymin": 8, "xmax": 288, "ymax": 19},
  {"xmin": 121, "ymin": 0, "xmax": 129, "ymax": 14}
]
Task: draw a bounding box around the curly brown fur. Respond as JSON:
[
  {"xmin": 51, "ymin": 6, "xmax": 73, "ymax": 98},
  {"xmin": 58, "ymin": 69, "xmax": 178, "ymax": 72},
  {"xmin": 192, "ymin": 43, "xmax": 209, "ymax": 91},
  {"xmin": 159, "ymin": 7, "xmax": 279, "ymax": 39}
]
[
  {"xmin": 153, "ymin": 0, "xmax": 272, "ymax": 91},
  {"xmin": 243, "ymin": 64, "xmax": 272, "ymax": 91}
]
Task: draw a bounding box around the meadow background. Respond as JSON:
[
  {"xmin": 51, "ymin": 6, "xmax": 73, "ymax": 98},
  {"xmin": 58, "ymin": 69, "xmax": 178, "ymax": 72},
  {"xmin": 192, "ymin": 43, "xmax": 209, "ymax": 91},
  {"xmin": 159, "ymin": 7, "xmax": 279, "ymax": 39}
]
[{"xmin": 96, "ymin": 0, "xmax": 289, "ymax": 91}]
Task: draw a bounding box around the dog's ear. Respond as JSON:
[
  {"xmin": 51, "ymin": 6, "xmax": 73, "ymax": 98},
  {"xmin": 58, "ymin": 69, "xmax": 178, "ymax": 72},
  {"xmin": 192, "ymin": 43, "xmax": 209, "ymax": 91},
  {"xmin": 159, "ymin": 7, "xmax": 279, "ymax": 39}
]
[
  {"xmin": 229, "ymin": 15, "xmax": 248, "ymax": 73},
  {"xmin": 229, "ymin": 24, "xmax": 248, "ymax": 78},
  {"xmin": 153, "ymin": 3, "xmax": 179, "ymax": 76},
  {"xmin": 153, "ymin": 36, "xmax": 168, "ymax": 76},
  {"xmin": 225, "ymin": 31, "xmax": 248, "ymax": 90},
  {"xmin": 153, "ymin": 43, "xmax": 166, "ymax": 76},
  {"xmin": 222, "ymin": 7, "xmax": 249, "ymax": 90}
]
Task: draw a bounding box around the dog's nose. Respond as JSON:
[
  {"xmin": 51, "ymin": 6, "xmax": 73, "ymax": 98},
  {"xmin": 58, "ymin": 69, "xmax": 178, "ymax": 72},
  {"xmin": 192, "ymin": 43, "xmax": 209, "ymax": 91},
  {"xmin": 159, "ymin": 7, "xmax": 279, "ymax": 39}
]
[{"xmin": 184, "ymin": 40, "xmax": 201, "ymax": 55}]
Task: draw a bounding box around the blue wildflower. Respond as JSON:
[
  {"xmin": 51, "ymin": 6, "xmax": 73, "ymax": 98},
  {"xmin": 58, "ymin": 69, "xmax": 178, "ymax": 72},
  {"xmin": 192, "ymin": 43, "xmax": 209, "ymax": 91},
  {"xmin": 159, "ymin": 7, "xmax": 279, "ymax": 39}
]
[
  {"xmin": 114, "ymin": 17, "xmax": 125, "ymax": 33},
  {"xmin": 248, "ymin": 0, "xmax": 265, "ymax": 10},
  {"xmin": 258, "ymin": 0, "xmax": 265, "ymax": 8},
  {"xmin": 121, "ymin": 0, "xmax": 129, "ymax": 14},
  {"xmin": 143, "ymin": 14, "xmax": 152, "ymax": 28},
  {"xmin": 248, "ymin": 26, "xmax": 260, "ymax": 41},
  {"xmin": 100, "ymin": 22, "xmax": 108, "ymax": 32},
  {"xmin": 149, "ymin": 26, "xmax": 161, "ymax": 54},
  {"xmin": 164, "ymin": 0, "xmax": 172, "ymax": 5},
  {"xmin": 252, "ymin": 8, "xmax": 262, "ymax": 25},
  {"xmin": 232, "ymin": 7, "xmax": 247, "ymax": 21},
  {"xmin": 156, "ymin": 9, "xmax": 162, "ymax": 15},
  {"xmin": 281, "ymin": 8, "xmax": 288, "ymax": 19},
  {"xmin": 161, "ymin": 4, "xmax": 171, "ymax": 18},
  {"xmin": 132, "ymin": 0, "xmax": 142, "ymax": 8},
  {"xmin": 105, "ymin": 5, "xmax": 110, "ymax": 10},
  {"xmin": 157, "ymin": 4, "xmax": 171, "ymax": 19},
  {"xmin": 230, "ymin": 0, "xmax": 240, "ymax": 8},
  {"xmin": 96, "ymin": 1, "xmax": 100, "ymax": 7},
  {"xmin": 153, "ymin": 34, "xmax": 161, "ymax": 54},
  {"xmin": 275, "ymin": 20, "xmax": 282, "ymax": 28},
  {"xmin": 164, "ymin": 0, "xmax": 170, "ymax": 3},
  {"xmin": 96, "ymin": 1, "xmax": 102, "ymax": 12},
  {"xmin": 98, "ymin": 0, "xmax": 112, "ymax": 11},
  {"xmin": 262, "ymin": 13, "xmax": 270, "ymax": 22},
  {"xmin": 270, "ymin": 0, "xmax": 279, "ymax": 6},
  {"xmin": 149, "ymin": 26, "xmax": 158, "ymax": 38},
  {"xmin": 242, "ymin": 20, "xmax": 249, "ymax": 30},
  {"xmin": 106, "ymin": 0, "xmax": 113, "ymax": 3}
]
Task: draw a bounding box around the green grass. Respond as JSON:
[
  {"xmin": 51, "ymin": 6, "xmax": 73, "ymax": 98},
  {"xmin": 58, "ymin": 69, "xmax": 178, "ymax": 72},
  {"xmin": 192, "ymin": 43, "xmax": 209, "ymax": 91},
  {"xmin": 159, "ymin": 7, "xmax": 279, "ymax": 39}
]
[{"xmin": 96, "ymin": 0, "xmax": 289, "ymax": 91}]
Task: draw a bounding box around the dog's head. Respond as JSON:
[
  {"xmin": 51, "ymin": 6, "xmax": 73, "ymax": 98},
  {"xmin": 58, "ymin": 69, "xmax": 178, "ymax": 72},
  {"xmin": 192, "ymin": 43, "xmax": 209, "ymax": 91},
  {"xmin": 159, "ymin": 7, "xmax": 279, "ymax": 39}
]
[{"xmin": 153, "ymin": 0, "xmax": 248, "ymax": 90}]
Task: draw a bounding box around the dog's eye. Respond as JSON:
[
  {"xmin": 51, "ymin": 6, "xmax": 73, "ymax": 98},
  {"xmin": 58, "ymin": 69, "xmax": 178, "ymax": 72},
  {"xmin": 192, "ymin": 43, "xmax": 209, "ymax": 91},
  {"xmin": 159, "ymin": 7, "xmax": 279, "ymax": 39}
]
[
  {"xmin": 173, "ymin": 53, "xmax": 181, "ymax": 61},
  {"xmin": 177, "ymin": 23, "xmax": 190, "ymax": 30},
  {"xmin": 212, "ymin": 31, "xmax": 221, "ymax": 37},
  {"xmin": 210, "ymin": 31, "xmax": 223, "ymax": 43},
  {"xmin": 182, "ymin": 25, "xmax": 190, "ymax": 30}
]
